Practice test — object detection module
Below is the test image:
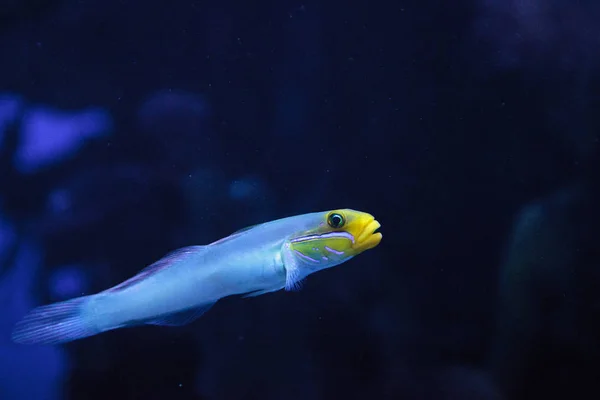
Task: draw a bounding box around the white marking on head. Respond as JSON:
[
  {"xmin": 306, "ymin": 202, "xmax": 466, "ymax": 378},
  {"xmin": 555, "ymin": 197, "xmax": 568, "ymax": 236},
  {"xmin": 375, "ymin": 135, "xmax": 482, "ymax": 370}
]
[{"xmin": 325, "ymin": 246, "xmax": 344, "ymax": 255}]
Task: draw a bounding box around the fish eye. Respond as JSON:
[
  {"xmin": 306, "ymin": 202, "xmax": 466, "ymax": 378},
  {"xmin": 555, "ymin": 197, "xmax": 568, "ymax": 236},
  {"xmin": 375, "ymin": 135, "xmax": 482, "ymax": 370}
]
[{"xmin": 327, "ymin": 213, "xmax": 345, "ymax": 229}]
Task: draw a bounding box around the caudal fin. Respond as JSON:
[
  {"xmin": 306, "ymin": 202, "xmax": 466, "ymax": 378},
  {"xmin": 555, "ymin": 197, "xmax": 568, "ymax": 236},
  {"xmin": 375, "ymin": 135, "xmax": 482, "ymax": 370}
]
[{"xmin": 12, "ymin": 295, "xmax": 101, "ymax": 345}]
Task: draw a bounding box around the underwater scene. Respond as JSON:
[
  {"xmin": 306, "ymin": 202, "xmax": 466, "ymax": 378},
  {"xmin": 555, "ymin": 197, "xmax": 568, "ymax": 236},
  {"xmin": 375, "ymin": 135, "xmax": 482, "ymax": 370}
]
[{"xmin": 1, "ymin": 0, "xmax": 599, "ymax": 399}]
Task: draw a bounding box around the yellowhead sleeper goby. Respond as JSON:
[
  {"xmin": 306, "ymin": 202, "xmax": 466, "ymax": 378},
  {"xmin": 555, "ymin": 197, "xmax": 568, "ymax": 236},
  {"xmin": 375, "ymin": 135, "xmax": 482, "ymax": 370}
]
[{"xmin": 12, "ymin": 209, "xmax": 382, "ymax": 345}]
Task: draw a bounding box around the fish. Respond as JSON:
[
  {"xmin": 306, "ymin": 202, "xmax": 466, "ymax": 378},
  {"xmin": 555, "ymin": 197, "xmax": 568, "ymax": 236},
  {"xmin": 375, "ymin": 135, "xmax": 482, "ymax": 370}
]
[{"xmin": 12, "ymin": 209, "xmax": 382, "ymax": 345}]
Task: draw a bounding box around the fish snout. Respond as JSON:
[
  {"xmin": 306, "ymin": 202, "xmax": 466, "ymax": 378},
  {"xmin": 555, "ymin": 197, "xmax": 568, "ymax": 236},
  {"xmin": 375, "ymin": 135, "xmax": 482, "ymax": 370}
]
[{"xmin": 353, "ymin": 218, "xmax": 382, "ymax": 252}]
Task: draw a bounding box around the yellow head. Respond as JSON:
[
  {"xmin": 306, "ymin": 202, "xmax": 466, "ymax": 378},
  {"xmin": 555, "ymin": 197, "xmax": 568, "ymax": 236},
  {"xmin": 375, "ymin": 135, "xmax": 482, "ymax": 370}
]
[
  {"xmin": 281, "ymin": 209, "xmax": 382, "ymax": 289},
  {"xmin": 290, "ymin": 208, "xmax": 382, "ymax": 256}
]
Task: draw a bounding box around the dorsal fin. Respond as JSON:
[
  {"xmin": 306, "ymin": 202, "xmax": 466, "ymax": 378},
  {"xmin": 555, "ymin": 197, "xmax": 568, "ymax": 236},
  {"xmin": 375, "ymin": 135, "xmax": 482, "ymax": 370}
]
[
  {"xmin": 232, "ymin": 223, "xmax": 260, "ymax": 235},
  {"xmin": 210, "ymin": 223, "xmax": 262, "ymax": 246},
  {"xmin": 105, "ymin": 245, "xmax": 205, "ymax": 293}
]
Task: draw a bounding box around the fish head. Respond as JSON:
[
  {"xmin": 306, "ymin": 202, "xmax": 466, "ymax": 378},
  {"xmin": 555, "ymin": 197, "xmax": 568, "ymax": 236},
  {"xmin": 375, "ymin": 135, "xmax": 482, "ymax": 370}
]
[{"xmin": 286, "ymin": 209, "xmax": 382, "ymax": 272}]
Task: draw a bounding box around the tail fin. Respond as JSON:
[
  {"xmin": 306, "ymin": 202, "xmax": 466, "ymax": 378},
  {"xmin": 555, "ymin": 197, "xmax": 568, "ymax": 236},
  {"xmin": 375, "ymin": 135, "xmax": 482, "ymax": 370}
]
[{"xmin": 12, "ymin": 295, "xmax": 101, "ymax": 345}]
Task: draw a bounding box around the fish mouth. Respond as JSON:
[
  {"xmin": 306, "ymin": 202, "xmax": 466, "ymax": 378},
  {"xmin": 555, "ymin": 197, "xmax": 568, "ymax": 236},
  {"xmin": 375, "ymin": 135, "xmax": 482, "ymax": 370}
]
[{"xmin": 353, "ymin": 218, "xmax": 382, "ymax": 252}]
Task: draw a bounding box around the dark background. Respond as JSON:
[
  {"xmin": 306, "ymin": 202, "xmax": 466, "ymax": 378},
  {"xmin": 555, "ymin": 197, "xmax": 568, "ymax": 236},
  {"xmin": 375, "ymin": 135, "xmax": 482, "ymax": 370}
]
[{"xmin": 1, "ymin": 0, "xmax": 600, "ymax": 399}]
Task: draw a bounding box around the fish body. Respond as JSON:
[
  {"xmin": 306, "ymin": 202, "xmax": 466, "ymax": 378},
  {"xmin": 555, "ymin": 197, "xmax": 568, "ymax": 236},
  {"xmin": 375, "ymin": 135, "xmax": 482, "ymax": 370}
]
[{"xmin": 12, "ymin": 209, "xmax": 382, "ymax": 345}]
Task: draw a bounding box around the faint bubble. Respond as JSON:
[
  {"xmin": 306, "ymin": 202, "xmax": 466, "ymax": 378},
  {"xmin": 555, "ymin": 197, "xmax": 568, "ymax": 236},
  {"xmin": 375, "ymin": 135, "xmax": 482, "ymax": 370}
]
[
  {"xmin": 15, "ymin": 106, "xmax": 113, "ymax": 174},
  {"xmin": 435, "ymin": 365, "xmax": 503, "ymax": 399},
  {"xmin": 473, "ymin": 0, "xmax": 600, "ymax": 71},
  {"xmin": 137, "ymin": 89, "xmax": 211, "ymax": 135},
  {"xmin": 137, "ymin": 89, "xmax": 214, "ymax": 168},
  {"xmin": 183, "ymin": 167, "xmax": 226, "ymax": 203},
  {"xmin": 0, "ymin": 93, "xmax": 24, "ymax": 150},
  {"xmin": 228, "ymin": 176, "xmax": 266, "ymax": 201},
  {"xmin": 0, "ymin": 213, "xmax": 17, "ymax": 264},
  {"xmin": 47, "ymin": 189, "xmax": 73, "ymax": 214},
  {"xmin": 48, "ymin": 265, "xmax": 89, "ymax": 301}
]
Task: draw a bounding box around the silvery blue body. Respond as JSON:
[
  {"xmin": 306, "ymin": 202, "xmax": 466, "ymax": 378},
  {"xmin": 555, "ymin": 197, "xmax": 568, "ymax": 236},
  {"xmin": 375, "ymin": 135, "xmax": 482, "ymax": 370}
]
[
  {"xmin": 85, "ymin": 212, "xmax": 327, "ymax": 331},
  {"xmin": 12, "ymin": 212, "xmax": 331, "ymax": 344}
]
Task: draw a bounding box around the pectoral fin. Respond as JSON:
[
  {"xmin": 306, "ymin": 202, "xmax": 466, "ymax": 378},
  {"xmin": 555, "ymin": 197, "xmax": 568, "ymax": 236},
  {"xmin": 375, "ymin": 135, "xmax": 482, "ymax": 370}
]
[
  {"xmin": 281, "ymin": 242, "xmax": 305, "ymax": 291},
  {"xmin": 145, "ymin": 302, "xmax": 216, "ymax": 326}
]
